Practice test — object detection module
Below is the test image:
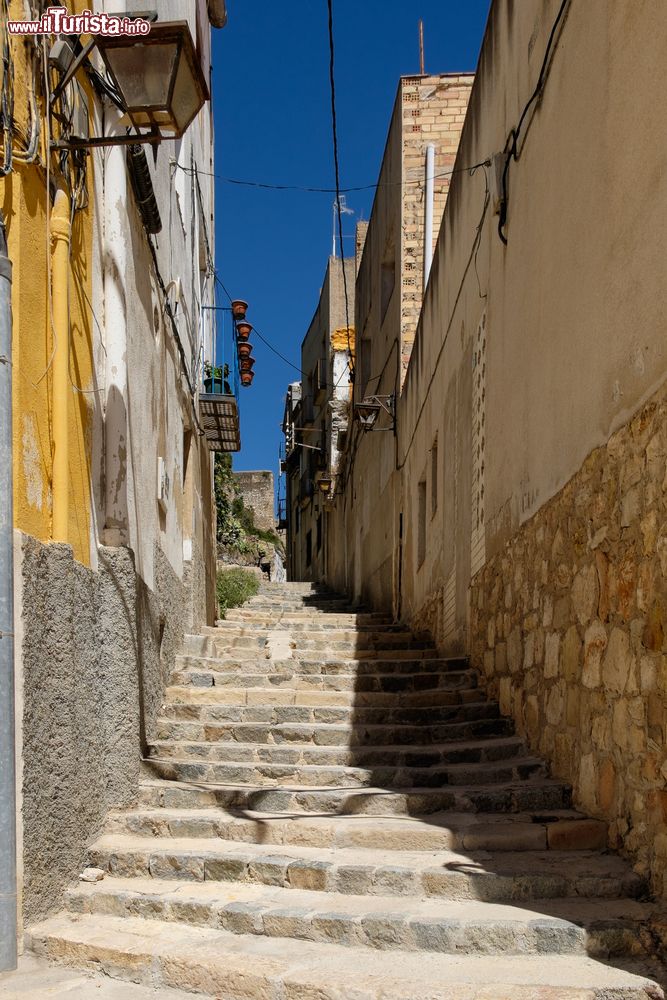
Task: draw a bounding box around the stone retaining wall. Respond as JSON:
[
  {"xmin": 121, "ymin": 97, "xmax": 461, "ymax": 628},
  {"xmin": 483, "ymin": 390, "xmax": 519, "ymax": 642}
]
[{"xmin": 470, "ymin": 387, "xmax": 667, "ymax": 895}]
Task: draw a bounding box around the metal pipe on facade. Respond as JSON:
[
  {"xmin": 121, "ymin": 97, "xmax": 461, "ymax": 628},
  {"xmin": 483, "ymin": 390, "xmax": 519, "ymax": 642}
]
[
  {"xmin": 51, "ymin": 188, "xmax": 71, "ymax": 542},
  {"xmin": 103, "ymin": 139, "xmax": 129, "ymax": 545},
  {"xmin": 0, "ymin": 211, "xmax": 17, "ymax": 971},
  {"xmin": 424, "ymin": 143, "xmax": 435, "ymax": 290}
]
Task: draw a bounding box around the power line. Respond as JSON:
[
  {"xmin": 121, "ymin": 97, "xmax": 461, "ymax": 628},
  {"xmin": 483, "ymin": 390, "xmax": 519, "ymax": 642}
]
[
  {"xmin": 172, "ymin": 159, "xmax": 491, "ymax": 195},
  {"xmin": 327, "ymin": 0, "xmax": 354, "ymax": 383},
  {"xmin": 498, "ymin": 0, "xmax": 570, "ymax": 244}
]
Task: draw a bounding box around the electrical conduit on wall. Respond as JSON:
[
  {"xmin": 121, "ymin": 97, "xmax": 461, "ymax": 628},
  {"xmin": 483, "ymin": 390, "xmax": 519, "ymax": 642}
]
[
  {"xmin": 50, "ymin": 188, "xmax": 70, "ymax": 543},
  {"xmin": 424, "ymin": 143, "xmax": 435, "ymax": 291},
  {"xmin": 103, "ymin": 136, "xmax": 129, "ymax": 545},
  {"xmin": 0, "ymin": 212, "xmax": 17, "ymax": 971}
]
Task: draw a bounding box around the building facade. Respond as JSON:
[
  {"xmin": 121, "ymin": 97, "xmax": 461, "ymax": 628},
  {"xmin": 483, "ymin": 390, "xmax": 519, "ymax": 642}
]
[
  {"xmin": 291, "ymin": 0, "xmax": 667, "ymax": 897},
  {"xmin": 1, "ymin": 0, "xmax": 232, "ymax": 958},
  {"xmin": 282, "ymin": 255, "xmax": 355, "ymax": 582}
]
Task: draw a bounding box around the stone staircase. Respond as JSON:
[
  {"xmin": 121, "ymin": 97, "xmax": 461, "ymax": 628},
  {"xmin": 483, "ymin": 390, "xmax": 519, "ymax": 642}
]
[{"xmin": 29, "ymin": 583, "xmax": 666, "ymax": 998}]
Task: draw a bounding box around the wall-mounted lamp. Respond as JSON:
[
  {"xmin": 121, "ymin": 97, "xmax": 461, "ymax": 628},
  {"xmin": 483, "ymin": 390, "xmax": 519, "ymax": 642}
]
[
  {"xmin": 316, "ymin": 474, "xmax": 333, "ymax": 494},
  {"xmin": 51, "ymin": 20, "xmax": 209, "ymax": 149},
  {"xmin": 354, "ymin": 395, "xmax": 395, "ymax": 431}
]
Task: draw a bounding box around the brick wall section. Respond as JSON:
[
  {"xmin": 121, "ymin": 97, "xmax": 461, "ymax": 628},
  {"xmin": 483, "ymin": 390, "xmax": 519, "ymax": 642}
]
[
  {"xmin": 470, "ymin": 384, "xmax": 667, "ymax": 895},
  {"xmin": 400, "ymin": 75, "xmax": 473, "ymax": 379},
  {"xmin": 235, "ymin": 471, "xmax": 275, "ymax": 533}
]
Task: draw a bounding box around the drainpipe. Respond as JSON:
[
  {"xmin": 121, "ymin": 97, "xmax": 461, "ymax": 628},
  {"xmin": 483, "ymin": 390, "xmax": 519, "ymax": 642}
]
[
  {"xmin": 103, "ymin": 139, "xmax": 128, "ymax": 545},
  {"xmin": 0, "ymin": 211, "xmax": 17, "ymax": 971},
  {"xmin": 51, "ymin": 188, "xmax": 71, "ymax": 542},
  {"xmin": 423, "ymin": 143, "xmax": 435, "ymax": 290}
]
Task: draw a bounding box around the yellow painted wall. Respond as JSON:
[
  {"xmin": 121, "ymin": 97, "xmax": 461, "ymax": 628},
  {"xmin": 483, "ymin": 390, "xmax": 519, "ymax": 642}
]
[{"xmin": 3, "ymin": 0, "xmax": 95, "ymax": 566}]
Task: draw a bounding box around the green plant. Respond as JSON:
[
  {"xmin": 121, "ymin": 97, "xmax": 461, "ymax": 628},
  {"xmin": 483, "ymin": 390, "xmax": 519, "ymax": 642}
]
[
  {"xmin": 216, "ymin": 567, "xmax": 259, "ymax": 618},
  {"xmin": 204, "ymin": 360, "xmax": 223, "ymax": 380}
]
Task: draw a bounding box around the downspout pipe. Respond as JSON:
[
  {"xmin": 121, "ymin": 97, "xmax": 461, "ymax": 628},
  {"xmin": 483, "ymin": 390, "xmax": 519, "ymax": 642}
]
[
  {"xmin": 103, "ymin": 139, "xmax": 129, "ymax": 545},
  {"xmin": 0, "ymin": 211, "xmax": 17, "ymax": 971},
  {"xmin": 424, "ymin": 143, "xmax": 435, "ymax": 290},
  {"xmin": 51, "ymin": 188, "xmax": 71, "ymax": 542}
]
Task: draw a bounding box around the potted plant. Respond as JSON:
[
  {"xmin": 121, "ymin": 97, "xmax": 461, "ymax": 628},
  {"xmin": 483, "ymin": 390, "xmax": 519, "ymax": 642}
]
[
  {"xmin": 236, "ymin": 320, "xmax": 252, "ymax": 340},
  {"xmin": 237, "ymin": 341, "xmax": 253, "ymax": 359},
  {"xmin": 241, "ymin": 370, "xmax": 254, "ymax": 387},
  {"xmin": 239, "ymin": 356, "xmax": 255, "ymax": 373},
  {"xmin": 204, "ymin": 361, "xmax": 231, "ymax": 395},
  {"xmin": 231, "ymin": 299, "xmax": 248, "ymax": 319}
]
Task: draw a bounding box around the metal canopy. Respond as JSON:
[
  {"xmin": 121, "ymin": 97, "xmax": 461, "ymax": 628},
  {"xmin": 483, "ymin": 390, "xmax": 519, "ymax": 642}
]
[{"xmin": 198, "ymin": 393, "xmax": 240, "ymax": 452}]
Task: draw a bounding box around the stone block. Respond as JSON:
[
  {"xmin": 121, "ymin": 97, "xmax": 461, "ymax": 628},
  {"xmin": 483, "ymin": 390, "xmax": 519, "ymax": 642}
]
[
  {"xmin": 562, "ymin": 626, "xmax": 582, "ymax": 683},
  {"xmin": 544, "ymin": 633, "xmax": 560, "ymax": 678},
  {"xmin": 602, "ymin": 628, "xmax": 632, "ymax": 694},
  {"xmin": 547, "ymin": 819, "xmax": 607, "ymax": 850},
  {"xmin": 572, "ymin": 564, "xmax": 599, "ymax": 625},
  {"xmin": 582, "ymin": 620, "xmax": 607, "ymax": 689}
]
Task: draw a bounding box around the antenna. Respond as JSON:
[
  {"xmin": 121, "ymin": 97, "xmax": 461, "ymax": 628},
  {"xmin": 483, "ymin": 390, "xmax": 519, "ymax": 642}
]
[
  {"xmin": 332, "ymin": 195, "xmax": 355, "ymax": 258},
  {"xmin": 419, "ymin": 18, "xmax": 425, "ymax": 75}
]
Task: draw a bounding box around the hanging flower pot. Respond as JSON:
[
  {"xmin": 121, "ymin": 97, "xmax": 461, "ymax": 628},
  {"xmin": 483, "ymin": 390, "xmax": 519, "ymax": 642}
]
[
  {"xmin": 236, "ymin": 320, "xmax": 252, "ymax": 341},
  {"xmin": 237, "ymin": 341, "xmax": 253, "ymax": 359},
  {"xmin": 241, "ymin": 370, "xmax": 254, "ymax": 387},
  {"xmin": 231, "ymin": 299, "xmax": 248, "ymax": 319},
  {"xmin": 239, "ymin": 356, "xmax": 255, "ymax": 373}
]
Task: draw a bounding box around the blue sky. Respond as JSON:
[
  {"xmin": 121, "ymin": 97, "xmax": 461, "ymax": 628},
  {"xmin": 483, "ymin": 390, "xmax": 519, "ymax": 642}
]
[{"xmin": 211, "ymin": 1, "xmax": 491, "ymax": 495}]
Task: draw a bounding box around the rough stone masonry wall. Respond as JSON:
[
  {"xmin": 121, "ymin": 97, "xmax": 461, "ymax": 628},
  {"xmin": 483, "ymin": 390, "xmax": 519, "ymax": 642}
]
[{"xmin": 470, "ymin": 387, "xmax": 667, "ymax": 896}]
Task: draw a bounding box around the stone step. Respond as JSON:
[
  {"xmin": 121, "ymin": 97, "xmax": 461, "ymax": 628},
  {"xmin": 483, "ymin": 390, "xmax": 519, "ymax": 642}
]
[
  {"xmin": 186, "ymin": 633, "xmax": 431, "ymax": 654},
  {"xmin": 215, "ymin": 614, "xmax": 395, "ymax": 628},
  {"xmin": 145, "ymin": 735, "xmax": 526, "ymax": 768},
  {"xmin": 209, "ymin": 623, "xmax": 412, "ymax": 638},
  {"xmin": 153, "ymin": 714, "xmax": 514, "ymax": 746},
  {"xmin": 169, "ymin": 668, "xmax": 480, "ymax": 694},
  {"xmin": 137, "ymin": 777, "xmax": 572, "ymax": 814},
  {"xmin": 145, "ymin": 752, "xmax": 550, "ymax": 789},
  {"xmin": 174, "ymin": 654, "xmax": 470, "ymax": 676},
  {"xmin": 113, "ymin": 798, "xmax": 609, "ymax": 854},
  {"xmin": 28, "ymin": 913, "xmax": 663, "ymax": 999},
  {"xmin": 241, "ymin": 599, "xmax": 361, "ymax": 611},
  {"xmin": 183, "ymin": 640, "xmax": 441, "ymax": 662},
  {"xmin": 65, "ymin": 878, "xmax": 658, "ymax": 958},
  {"xmin": 86, "ymin": 836, "xmax": 643, "ymax": 902},
  {"xmin": 162, "ymin": 690, "xmax": 502, "ymax": 724}
]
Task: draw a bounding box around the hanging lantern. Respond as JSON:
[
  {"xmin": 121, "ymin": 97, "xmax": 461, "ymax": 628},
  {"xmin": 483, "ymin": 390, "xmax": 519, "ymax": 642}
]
[
  {"xmin": 241, "ymin": 371, "xmax": 254, "ymax": 387},
  {"xmin": 231, "ymin": 300, "xmax": 248, "ymax": 319},
  {"xmin": 237, "ymin": 341, "xmax": 253, "ymax": 359},
  {"xmin": 97, "ymin": 22, "xmax": 209, "ymax": 139},
  {"xmin": 236, "ymin": 320, "xmax": 252, "ymax": 341}
]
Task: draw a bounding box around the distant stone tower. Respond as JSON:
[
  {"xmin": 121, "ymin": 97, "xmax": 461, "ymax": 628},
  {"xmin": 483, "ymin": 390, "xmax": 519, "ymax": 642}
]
[{"xmin": 234, "ymin": 471, "xmax": 276, "ymax": 532}]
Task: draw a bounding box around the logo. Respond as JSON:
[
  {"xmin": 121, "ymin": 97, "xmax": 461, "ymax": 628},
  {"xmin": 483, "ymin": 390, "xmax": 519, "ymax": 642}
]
[{"xmin": 8, "ymin": 6, "xmax": 151, "ymax": 37}]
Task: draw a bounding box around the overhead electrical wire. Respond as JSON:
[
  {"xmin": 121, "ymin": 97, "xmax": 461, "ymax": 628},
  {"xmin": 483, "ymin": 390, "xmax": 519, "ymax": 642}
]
[
  {"xmin": 326, "ymin": 0, "xmax": 354, "ymax": 383},
  {"xmin": 498, "ymin": 0, "xmax": 571, "ymax": 244},
  {"xmin": 172, "ymin": 159, "xmax": 491, "ymax": 195}
]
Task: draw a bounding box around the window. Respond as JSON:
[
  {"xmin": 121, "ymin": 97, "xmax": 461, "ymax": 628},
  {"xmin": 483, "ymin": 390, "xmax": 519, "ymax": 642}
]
[
  {"xmin": 417, "ymin": 479, "xmax": 426, "ymax": 569},
  {"xmin": 431, "ymin": 437, "xmax": 438, "ymax": 517}
]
